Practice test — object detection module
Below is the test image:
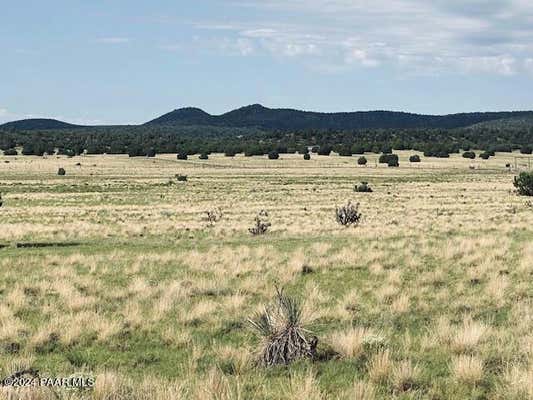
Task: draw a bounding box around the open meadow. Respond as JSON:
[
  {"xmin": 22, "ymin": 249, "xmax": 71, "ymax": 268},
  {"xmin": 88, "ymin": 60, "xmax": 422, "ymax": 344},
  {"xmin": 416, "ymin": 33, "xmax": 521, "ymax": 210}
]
[{"xmin": 0, "ymin": 151, "xmax": 532, "ymax": 400}]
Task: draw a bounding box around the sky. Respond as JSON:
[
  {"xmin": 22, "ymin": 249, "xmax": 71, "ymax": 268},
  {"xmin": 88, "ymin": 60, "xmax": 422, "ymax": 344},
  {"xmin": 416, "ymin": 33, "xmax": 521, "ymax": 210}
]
[{"xmin": 1, "ymin": 0, "xmax": 533, "ymax": 125}]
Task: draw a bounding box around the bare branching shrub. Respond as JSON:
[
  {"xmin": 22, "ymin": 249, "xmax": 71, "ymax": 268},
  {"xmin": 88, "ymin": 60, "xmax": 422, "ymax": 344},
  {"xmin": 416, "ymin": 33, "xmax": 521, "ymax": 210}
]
[
  {"xmin": 335, "ymin": 201, "xmax": 362, "ymax": 227},
  {"xmin": 205, "ymin": 208, "xmax": 223, "ymax": 225},
  {"xmin": 249, "ymin": 288, "xmax": 317, "ymax": 366},
  {"xmin": 249, "ymin": 210, "xmax": 271, "ymax": 235}
]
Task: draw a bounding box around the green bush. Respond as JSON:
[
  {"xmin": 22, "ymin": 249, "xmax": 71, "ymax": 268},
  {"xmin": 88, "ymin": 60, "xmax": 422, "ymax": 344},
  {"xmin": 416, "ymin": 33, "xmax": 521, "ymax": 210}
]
[
  {"xmin": 409, "ymin": 155, "xmax": 421, "ymax": 163},
  {"xmin": 479, "ymin": 152, "xmax": 490, "ymax": 160},
  {"xmin": 379, "ymin": 153, "xmax": 399, "ymax": 166},
  {"xmin": 199, "ymin": 153, "xmax": 209, "ymax": 160},
  {"xmin": 268, "ymin": 151, "xmax": 279, "ymax": 160},
  {"xmin": 57, "ymin": 168, "xmax": 66, "ymax": 176},
  {"xmin": 176, "ymin": 174, "xmax": 188, "ymax": 182},
  {"xmin": 355, "ymin": 182, "xmax": 373, "ymax": 193},
  {"xmin": 3, "ymin": 149, "xmax": 17, "ymax": 156},
  {"xmin": 462, "ymin": 151, "xmax": 476, "ymax": 159},
  {"xmin": 520, "ymin": 146, "xmax": 532, "ymax": 155},
  {"xmin": 177, "ymin": 153, "xmax": 188, "ymax": 160},
  {"xmin": 378, "ymin": 154, "xmax": 389, "ymax": 164},
  {"xmin": 303, "ymin": 153, "xmax": 311, "ymax": 160},
  {"xmin": 514, "ymin": 172, "xmax": 533, "ymax": 196},
  {"xmin": 357, "ymin": 156, "xmax": 367, "ymax": 165},
  {"xmin": 317, "ymin": 146, "xmax": 332, "ymax": 156}
]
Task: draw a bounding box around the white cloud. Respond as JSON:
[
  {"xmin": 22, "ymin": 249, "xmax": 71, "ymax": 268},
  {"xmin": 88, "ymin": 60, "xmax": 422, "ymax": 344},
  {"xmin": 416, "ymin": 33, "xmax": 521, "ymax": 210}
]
[
  {"xmin": 193, "ymin": 0, "xmax": 533, "ymax": 76},
  {"xmin": 344, "ymin": 49, "xmax": 380, "ymax": 67}
]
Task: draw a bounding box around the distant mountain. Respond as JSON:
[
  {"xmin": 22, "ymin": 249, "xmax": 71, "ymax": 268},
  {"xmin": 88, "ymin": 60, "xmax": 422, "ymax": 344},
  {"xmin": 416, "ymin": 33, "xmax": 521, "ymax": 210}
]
[
  {"xmin": 146, "ymin": 107, "xmax": 214, "ymax": 126},
  {"xmin": 3, "ymin": 106, "xmax": 533, "ymax": 132},
  {"xmin": 0, "ymin": 118, "xmax": 83, "ymax": 131},
  {"xmin": 146, "ymin": 104, "xmax": 533, "ymax": 130}
]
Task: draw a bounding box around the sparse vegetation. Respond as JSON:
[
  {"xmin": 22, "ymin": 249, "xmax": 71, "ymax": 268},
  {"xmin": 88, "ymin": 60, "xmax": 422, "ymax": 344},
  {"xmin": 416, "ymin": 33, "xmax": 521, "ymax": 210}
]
[
  {"xmin": 57, "ymin": 167, "xmax": 66, "ymax": 176},
  {"xmin": 514, "ymin": 172, "xmax": 533, "ymax": 196},
  {"xmin": 204, "ymin": 208, "xmax": 223, "ymax": 225},
  {"xmin": 409, "ymin": 155, "xmax": 421, "ymax": 162},
  {"xmin": 357, "ymin": 156, "xmax": 368, "ymax": 165},
  {"xmin": 249, "ymin": 210, "xmax": 271, "ymax": 235},
  {"xmin": 268, "ymin": 151, "xmax": 279, "ymax": 160},
  {"xmin": 335, "ymin": 201, "xmax": 362, "ymax": 226},
  {"xmin": 0, "ymin": 151, "xmax": 531, "ymax": 400}
]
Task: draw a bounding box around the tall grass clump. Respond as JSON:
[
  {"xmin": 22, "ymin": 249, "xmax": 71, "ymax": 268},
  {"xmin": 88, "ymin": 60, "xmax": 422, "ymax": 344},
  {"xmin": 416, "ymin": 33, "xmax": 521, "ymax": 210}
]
[{"xmin": 249, "ymin": 288, "xmax": 317, "ymax": 366}]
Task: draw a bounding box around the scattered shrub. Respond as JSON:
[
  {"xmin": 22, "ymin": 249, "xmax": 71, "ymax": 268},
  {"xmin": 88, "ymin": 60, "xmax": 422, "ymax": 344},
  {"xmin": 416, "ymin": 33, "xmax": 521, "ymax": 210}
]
[
  {"xmin": 199, "ymin": 153, "xmax": 209, "ymax": 160},
  {"xmin": 388, "ymin": 158, "xmax": 399, "ymax": 167},
  {"xmin": 249, "ymin": 210, "xmax": 271, "ymax": 235},
  {"xmin": 520, "ymin": 145, "xmax": 532, "ymax": 155},
  {"xmin": 479, "ymin": 152, "xmax": 490, "ymax": 160},
  {"xmin": 336, "ymin": 201, "xmax": 362, "ymax": 227},
  {"xmin": 248, "ymin": 288, "xmax": 317, "ymax": 366},
  {"xmin": 304, "ymin": 153, "xmax": 311, "ymax": 160},
  {"xmin": 409, "ymin": 155, "xmax": 421, "ymax": 163},
  {"xmin": 317, "ymin": 145, "xmax": 332, "ymax": 156},
  {"xmin": 514, "ymin": 172, "xmax": 533, "ymax": 196},
  {"xmin": 204, "ymin": 208, "xmax": 223, "ymax": 225},
  {"xmin": 268, "ymin": 151, "xmax": 279, "ymax": 160},
  {"xmin": 176, "ymin": 174, "xmax": 188, "ymax": 182},
  {"xmin": 378, "ymin": 154, "xmax": 389, "ymax": 164},
  {"xmin": 177, "ymin": 153, "xmax": 188, "ymax": 160},
  {"xmin": 57, "ymin": 168, "xmax": 66, "ymax": 176},
  {"xmin": 462, "ymin": 151, "xmax": 476, "ymax": 159},
  {"xmin": 379, "ymin": 154, "xmax": 399, "ymax": 166},
  {"xmin": 357, "ymin": 156, "xmax": 368, "ymax": 165},
  {"xmin": 3, "ymin": 149, "xmax": 17, "ymax": 156},
  {"xmin": 355, "ymin": 182, "xmax": 373, "ymax": 193}
]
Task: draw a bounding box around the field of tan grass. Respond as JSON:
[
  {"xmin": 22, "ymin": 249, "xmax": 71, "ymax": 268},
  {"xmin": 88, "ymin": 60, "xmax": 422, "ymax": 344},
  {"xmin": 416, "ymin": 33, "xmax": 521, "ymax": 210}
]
[{"xmin": 0, "ymin": 151, "xmax": 532, "ymax": 399}]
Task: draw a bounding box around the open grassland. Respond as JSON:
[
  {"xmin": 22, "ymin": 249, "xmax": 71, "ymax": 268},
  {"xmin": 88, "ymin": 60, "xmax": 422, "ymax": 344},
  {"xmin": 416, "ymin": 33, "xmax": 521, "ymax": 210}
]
[{"xmin": 0, "ymin": 152, "xmax": 532, "ymax": 400}]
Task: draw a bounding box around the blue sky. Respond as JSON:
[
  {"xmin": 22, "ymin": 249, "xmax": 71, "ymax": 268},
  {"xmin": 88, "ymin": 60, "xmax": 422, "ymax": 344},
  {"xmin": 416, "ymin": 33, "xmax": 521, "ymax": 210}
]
[{"xmin": 1, "ymin": 0, "xmax": 533, "ymax": 124}]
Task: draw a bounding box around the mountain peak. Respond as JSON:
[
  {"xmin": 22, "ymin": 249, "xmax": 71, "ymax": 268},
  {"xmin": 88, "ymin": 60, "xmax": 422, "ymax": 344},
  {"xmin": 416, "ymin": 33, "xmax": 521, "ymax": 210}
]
[{"xmin": 0, "ymin": 118, "xmax": 82, "ymax": 131}]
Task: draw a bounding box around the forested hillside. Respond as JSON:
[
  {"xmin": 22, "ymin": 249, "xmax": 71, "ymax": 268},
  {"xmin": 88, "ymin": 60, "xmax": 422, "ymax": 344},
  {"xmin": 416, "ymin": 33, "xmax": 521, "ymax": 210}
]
[{"xmin": 1, "ymin": 105, "xmax": 532, "ymax": 158}]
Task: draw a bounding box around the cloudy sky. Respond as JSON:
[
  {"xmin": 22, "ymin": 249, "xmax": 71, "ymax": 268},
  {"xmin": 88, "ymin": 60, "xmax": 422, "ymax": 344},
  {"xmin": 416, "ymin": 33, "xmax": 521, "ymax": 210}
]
[{"xmin": 2, "ymin": 0, "xmax": 533, "ymax": 124}]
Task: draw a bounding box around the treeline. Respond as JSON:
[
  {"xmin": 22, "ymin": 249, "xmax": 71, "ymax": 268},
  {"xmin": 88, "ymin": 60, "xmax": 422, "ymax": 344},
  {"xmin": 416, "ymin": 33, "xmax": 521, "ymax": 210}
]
[{"xmin": 0, "ymin": 124, "xmax": 532, "ymax": 158}]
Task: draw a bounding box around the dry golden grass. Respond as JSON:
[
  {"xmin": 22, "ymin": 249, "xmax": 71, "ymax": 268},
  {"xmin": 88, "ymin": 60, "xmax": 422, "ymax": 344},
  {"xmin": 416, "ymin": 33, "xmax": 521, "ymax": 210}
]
[{"xmin": 0, "ymin": 152, "xmax": 531, "ymax": 399}]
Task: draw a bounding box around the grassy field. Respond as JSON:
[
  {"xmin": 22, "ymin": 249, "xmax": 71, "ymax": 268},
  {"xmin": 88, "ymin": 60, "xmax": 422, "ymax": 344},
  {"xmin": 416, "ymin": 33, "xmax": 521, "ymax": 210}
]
[{"xmin": 0, "ymin": 151, "xmax": 532, "ymax": 399}]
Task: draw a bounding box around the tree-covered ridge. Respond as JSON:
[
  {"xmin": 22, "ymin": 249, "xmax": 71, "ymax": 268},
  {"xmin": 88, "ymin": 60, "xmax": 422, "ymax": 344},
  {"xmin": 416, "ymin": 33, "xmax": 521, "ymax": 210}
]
[
  {"xmin": 4, "ymin": 105, "xmax": 533, "ymax": 132},
  {"xmin": 145, "ymin": 104, "xmax": 533, "ymax": 130},
  {"xmin": 0, "ymin": 122, "xmax": 532, "ymax": 158},
  {"xmin": 0, "ymin": 118, "xmax": 83, "ymax": 131}
]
